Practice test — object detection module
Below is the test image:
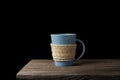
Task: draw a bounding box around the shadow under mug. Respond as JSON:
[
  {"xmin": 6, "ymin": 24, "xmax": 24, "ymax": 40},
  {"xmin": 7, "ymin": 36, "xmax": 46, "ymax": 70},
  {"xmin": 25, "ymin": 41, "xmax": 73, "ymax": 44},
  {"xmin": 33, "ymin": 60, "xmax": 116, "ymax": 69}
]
[{"xmin": 50, "ymin": 33, "xmax": 85, "ymax": 66}]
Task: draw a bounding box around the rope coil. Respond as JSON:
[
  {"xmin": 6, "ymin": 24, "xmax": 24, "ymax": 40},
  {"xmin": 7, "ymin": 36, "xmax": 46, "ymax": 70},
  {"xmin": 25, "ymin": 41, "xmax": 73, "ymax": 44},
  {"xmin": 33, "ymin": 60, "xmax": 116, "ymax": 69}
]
[{"xmin": 50, "ymin": 43, "xmax": 77, "ymax": 61}]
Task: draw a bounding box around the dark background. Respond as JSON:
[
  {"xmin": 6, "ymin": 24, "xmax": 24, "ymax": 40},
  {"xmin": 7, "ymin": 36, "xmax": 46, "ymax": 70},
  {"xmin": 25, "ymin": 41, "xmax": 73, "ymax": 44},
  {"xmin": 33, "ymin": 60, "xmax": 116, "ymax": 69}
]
[{"xmin": 15, "ymin": 3, "xmax": 120, "ymax": 80}]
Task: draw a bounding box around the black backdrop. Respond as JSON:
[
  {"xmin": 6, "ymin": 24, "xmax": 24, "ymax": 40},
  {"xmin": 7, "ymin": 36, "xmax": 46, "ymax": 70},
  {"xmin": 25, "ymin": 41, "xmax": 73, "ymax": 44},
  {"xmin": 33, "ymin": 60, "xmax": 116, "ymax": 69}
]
[{"xmin": 15, "ymin": 4, "xmax": 120, "ymax": 80}]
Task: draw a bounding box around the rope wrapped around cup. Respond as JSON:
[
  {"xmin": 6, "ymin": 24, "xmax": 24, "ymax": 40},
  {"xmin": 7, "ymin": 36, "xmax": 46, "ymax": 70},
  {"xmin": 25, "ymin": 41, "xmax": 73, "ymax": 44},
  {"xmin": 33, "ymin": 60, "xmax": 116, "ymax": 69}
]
[{"xmin": 50, "ymin": 43, "xmax": 77, "ymax": 61}]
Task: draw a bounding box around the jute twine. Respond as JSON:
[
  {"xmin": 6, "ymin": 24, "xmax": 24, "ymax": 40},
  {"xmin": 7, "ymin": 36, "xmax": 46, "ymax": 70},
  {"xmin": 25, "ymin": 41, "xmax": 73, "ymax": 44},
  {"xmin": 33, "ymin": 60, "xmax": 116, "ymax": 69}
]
[{"xmin": 50, "ymin": 43, "xmax": 77, "ymax": 61}]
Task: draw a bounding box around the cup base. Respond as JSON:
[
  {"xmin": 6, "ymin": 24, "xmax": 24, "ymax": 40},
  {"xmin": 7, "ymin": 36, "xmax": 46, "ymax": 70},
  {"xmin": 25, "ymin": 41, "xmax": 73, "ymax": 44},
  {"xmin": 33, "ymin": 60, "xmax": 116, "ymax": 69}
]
[{"xmin": 54, "ymin": 61, "xmax": 73, "ymax": 67}]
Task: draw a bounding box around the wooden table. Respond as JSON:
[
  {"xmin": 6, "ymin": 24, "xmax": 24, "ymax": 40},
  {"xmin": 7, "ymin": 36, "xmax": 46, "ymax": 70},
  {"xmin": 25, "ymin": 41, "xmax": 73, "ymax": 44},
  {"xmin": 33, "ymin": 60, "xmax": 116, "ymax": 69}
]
[{"xmin": 16, "ymin": 59, "xmax": 120, "ymax": 80}]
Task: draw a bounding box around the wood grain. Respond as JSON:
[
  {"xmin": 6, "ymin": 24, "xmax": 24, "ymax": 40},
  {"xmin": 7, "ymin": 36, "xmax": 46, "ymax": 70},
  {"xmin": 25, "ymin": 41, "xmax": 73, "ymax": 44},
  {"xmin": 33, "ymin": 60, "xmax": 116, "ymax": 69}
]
[{"xmin": 16, "ymin": 59, "xmax": 120, "ymax": 80}]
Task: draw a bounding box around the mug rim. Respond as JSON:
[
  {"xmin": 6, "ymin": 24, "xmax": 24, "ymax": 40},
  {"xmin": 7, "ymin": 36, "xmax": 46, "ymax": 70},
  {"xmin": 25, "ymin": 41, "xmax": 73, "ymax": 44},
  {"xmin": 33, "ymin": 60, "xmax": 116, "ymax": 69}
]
[{"xmin": 51, "ymin": 33, "xmax": 76, "ymax": 36}]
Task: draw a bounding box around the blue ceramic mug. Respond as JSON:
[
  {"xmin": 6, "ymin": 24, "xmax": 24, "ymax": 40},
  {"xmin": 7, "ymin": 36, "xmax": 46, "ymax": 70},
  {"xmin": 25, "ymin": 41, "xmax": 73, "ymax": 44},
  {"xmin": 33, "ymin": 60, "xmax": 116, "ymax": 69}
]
[{"xmin": 50, "ymin": 33, "xmax": 85, "ymax": 66}]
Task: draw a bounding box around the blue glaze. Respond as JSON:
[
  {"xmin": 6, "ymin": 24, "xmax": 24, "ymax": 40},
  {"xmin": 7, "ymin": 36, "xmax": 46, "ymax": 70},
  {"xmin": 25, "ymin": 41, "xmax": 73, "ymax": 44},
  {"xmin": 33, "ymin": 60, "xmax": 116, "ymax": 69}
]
[
  {"xmin": 55, "ymin": 61, "xmax": 73, "ymax": 66},
  {"xmin": 51, "ymin": 33, "xmax": 76, "ymax": 44}
]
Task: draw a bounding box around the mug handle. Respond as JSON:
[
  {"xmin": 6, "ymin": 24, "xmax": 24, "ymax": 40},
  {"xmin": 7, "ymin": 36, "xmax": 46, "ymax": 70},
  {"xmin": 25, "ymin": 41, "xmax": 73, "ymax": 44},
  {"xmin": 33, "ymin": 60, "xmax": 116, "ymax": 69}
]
[{"xmin": 75, "ymin": 39, "xmax": 85, "ymax": 61}]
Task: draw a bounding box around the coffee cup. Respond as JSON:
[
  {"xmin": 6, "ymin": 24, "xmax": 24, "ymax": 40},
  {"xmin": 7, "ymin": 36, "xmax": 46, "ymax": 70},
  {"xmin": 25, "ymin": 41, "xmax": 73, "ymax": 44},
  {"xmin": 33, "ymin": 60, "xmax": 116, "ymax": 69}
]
[{"xmin": 50, "ymin": 33, "xmax": 85, "ymax": 66}]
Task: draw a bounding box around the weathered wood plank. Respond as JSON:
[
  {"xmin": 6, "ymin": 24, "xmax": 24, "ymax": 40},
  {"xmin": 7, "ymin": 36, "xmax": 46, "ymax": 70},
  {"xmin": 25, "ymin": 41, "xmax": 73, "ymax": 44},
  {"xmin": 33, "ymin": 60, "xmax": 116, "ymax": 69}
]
[{"xmin": 16, "ymin": 59, "xmax": 120, "ymax": 80}]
